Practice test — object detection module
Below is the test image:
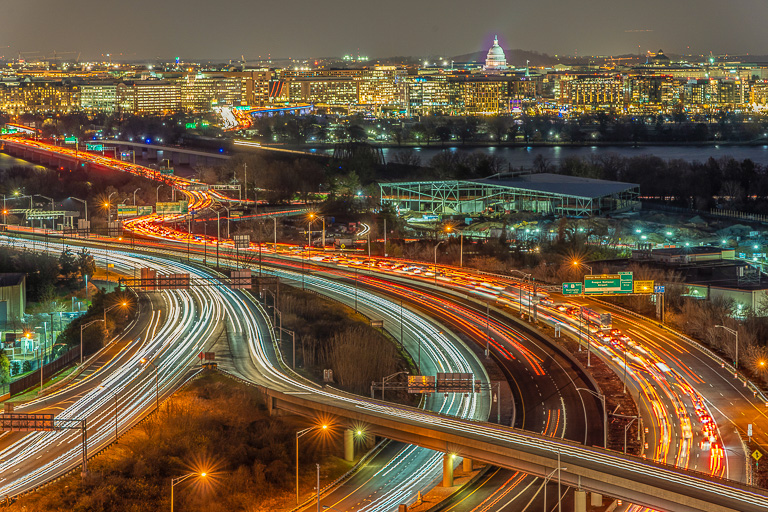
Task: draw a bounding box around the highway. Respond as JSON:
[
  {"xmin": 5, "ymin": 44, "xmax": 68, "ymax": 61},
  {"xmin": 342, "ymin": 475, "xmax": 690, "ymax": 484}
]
[
  {"xmin": 0, "ymin": 238, "xmax": 233, "ymax": 496},
  {"xmin": 3, "ymin": 138, "xmax": 768, "ymax": 510}
]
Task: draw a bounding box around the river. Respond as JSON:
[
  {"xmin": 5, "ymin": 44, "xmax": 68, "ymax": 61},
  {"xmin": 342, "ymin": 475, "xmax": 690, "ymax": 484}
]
[
  {"xmin": 0, "ymin": 152, "xmax": 46, "ymax": 170},
  {"xmin": 306, "ymin": 144, "xmax": 768, "ymax": 168}
]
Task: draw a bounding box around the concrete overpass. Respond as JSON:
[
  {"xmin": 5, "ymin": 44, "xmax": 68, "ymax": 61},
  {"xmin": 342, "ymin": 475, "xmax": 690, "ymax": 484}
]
[
  {"xmin": 93, "ymin": 140, "xmax": 230, "ymax": 167},
  {"xmin": 252, "ymin": 382, "xmax": 768, "ymax": 512}
]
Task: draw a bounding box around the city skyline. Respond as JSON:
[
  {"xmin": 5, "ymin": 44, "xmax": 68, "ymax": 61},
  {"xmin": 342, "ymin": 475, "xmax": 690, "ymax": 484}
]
[{"xmin": 4, "ymin": 0, "xmax": 768, "ymax": 62}]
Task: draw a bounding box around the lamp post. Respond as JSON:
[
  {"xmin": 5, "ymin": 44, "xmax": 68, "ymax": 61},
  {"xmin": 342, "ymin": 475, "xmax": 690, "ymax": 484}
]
[
  {"xmin": 34, "ymin": 194, "xmax": 54, "ymax": 230},
  {"xmin": 542, "ymin": 461, "xmax": 567, "ymax": 512},
  {"xmin": 103, "ymin": 301, "xmax": 127, "ymax": 326},
  {"xmin": 445, "ymin": 226, "xmax": 464, "ymax": 267},
  {"xmin": 156, "ymin": 184, "xmax": 163, "ymax": 203},
  {"xmin": 572, "ymin": 260, "xmax": 593, "ymax": 276},
  {"xmin": 309, "ymin": 213, "xmax": 326, "ymax": 251},
  {"xmin": 69, "ymin": 196, "xmax": 88, "ymax": 234},
  {"xmin": 715, "ymin": 325, "xmax": 739, "ymax": 370},
  {"xmin": 577, "ymin": 387, "xmax": 607, "ymax": 449},
  {"xmin": 433, "ymin": 240, "xmax": 444, "ymax": 284},
  {"xmin": 80, "ymin": 319, "xmax": 104, "ymax": 364},
  {"xmin": 140, "ymin": 357, "xmax": 160, "ymax": 412},
  {"xmin": 132, "ymin": 188, "xmax": 141, "ymax": 206},
  {"xmin": 296, "ymin": 425, "xmax": 328, "ymax": 504},
  {"xmin": 170, "ymin": 472, "xmax": 206, "ymax": 512}
]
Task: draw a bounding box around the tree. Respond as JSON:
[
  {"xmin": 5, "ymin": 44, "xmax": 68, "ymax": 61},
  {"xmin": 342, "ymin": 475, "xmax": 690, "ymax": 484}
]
[{"xmin": 77, "ymin": 248, "xmax": 96, "ymax": 288}]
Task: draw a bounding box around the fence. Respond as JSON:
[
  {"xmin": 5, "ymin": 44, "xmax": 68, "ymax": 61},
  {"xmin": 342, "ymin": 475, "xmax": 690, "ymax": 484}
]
[
  {"xmin": 9, "ymin": 347, "xmax": 80, "ymax": 396},
  {"xmin": 709, "ymin": 208, "xmax": 768, "ymax": 224}
]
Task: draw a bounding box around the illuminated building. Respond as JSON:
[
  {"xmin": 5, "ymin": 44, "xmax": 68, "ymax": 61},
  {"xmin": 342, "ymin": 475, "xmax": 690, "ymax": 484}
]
[
  {"xmin": 626, "ymin": 75, "xmax": 674, "ymax": 113},
  {"xmin": 0, "ymin": 82, "xmax": 24, "ymax": 115},
  {"xmin": 181, "ymin": 74, "xmax": 242, "ymax": 112},
  {"xmin": 558, "ymin": 77, "xmax": 624, "ymax": 111},
  {"xmin": 288, "ymin": 78, "xmax": 359, "ymax": 107},
  {"xmin": 404, "ymin": 75, "xmax": 451, "ymax": 116},
  {"xmin": 356, "ymin": 66, "xmax": 406, "ymax": 106},
  {"xmin": 80, "ymin": 83, "xmax": 118, "ymax": 113},
  {"xmin": 450, "ymin": 78, "xmax": 504, "ymax": 115},
  {"xmin": 19, "ymin": 81, "xmax": 79, "ymax": 114},
  {"xmin": 117, "ymin": 80, "xmax": 181, "ymax": 114},
  {"xmin": 484, "ymin": 36, "xmax": 508, "ymax": 71}
]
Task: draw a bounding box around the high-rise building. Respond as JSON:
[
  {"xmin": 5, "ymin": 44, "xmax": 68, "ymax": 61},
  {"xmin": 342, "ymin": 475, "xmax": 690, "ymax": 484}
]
[{"xmin": 80, "ymin": 82, "xmax": 118, "ymax": 113}]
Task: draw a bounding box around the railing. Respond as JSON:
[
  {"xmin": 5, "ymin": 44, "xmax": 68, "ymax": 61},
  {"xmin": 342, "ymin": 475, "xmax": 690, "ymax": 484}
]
[{"xmin": 8, "ymin": 347, "xmax": 80, "ymax": 396}]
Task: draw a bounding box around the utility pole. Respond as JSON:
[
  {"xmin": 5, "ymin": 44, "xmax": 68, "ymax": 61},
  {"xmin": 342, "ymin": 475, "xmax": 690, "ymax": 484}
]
[{"xmin": 243, "ymin": 162, "xmax": 247, "ymax": 202}]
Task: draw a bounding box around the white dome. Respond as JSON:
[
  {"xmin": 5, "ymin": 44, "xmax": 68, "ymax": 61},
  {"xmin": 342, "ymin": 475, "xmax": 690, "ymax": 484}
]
[{"xmin": 485, "ymin": 35, "xmax": 508, "ymax": 70}]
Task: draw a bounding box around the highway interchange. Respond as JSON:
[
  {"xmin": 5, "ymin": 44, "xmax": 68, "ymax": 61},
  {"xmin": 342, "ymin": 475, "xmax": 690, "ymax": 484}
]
[{"xmin": 1, "ymin": 136, "xmax": 768, "ymax": 511}]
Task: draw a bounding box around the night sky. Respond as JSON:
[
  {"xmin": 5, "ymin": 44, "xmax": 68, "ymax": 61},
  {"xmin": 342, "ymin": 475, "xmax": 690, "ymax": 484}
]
[{"xmin": 3, "ymin": 0, "xmax": 767, "ymax": 62}]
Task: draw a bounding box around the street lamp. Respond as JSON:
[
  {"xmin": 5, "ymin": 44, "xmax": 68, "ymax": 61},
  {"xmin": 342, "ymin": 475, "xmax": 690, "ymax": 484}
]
[
  {"xmin": 132, "ymin": 188, "xmax": 141, "ymax": 206},
  {"xmin": 104, "ymin": 301, "xmax": 127, "ymax": 326},
  {"xmin": 715, "ymin": 325, "xmax": 739, "ymax": 370},
  {"xmin": 309, "ymin": 213, "xmax": 326, "ymax": 251},
  {"xmin": 445, "ymin": 225, "xmax": 464, "ymax": 267},
  {"xmin": 542, "ymin": 461, "xmax": 567, "ymax": 512},
  {"xmin": 104, "ymin": 191, "xmax": 116, "ymax": 225},
  {"xmin": 433, "ymin": 240, "xmax": 444, "ymax": 284},
  {"xmin": 140, "ymin": 357, "xmax": 160, "ymax": 412},
  {"xmin": 68, "ymin": 196, "xmax": 88, "ymax": 224},
  {"xmin": 576, "ymin": 387, "xmax": 607, "ymax": 449},
  {"xmin": 80, "ymin": 319, "xmax": 104, "ymax": 364},
  {"xmin": 572, "ymin": 260, "xmax": 593, "ymax": 275},
  {"xmin": 34, "ymin": 194, "xmax": 54, "ymax": 230},
  {"xmin": 296, "ymin": 424, "xmax": 329, "ymax": 505},
  {"xmin": 170, "ymin": 472, "xmax": 206, "ymax": 512},
  {"xmin": 156, "ymin": 184, "xmax": 164, "ymax": 203}
]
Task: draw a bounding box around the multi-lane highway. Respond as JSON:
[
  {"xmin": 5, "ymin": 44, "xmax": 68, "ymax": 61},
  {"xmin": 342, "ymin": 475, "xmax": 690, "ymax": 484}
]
[
  {"xmin": 3, "ymin": 137, "xmax": 768, "ymax": 511},
  {"xmin": 0, "ymin": 239, "xmax": 232, "ymax": 496}
]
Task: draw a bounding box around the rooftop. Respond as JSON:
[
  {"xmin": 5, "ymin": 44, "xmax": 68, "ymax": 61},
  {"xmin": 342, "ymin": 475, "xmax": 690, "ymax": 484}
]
[
  {"xmin": 472, "ymin": 173, "xmax": 640, "ymax": 199},
  {"xmin": 0, "ymin": 273, "xmax": 25, "ymax": 287}
]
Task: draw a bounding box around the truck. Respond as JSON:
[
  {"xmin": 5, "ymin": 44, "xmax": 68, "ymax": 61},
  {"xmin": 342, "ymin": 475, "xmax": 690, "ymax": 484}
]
[{"xmin": 580, "ymin": 307, "xmax": 612, "ymax": 330}]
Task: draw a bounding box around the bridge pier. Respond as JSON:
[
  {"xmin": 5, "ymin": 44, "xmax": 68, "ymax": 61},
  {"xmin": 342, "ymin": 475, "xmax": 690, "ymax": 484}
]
[
  {"xmin": 442, "ymin": 454, "xmax": 454, "ymax": 487},
  {"xmin": 344, "ymin": 429, "xmax": 354, "ymax": 462},
  {"xmin": 574, "ymin": 490, "xmax": 586, "ymax": 512},
  {"xmin": 590, "ymin": 492, "xmax": 602, "ymax": 507},
  {"xmin": 462, "ymin": 457, "xmax": 473, "ymax": 472}
]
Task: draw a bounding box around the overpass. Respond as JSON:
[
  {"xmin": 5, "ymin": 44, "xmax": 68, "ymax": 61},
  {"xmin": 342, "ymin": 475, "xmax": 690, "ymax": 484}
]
[
  {"xmin": 251, "ymin": 381, "xmax": 768, "ymax": 512},
  {"xmin": 93, "ymin": 140, "xmax": 230, "ymax": 166}
]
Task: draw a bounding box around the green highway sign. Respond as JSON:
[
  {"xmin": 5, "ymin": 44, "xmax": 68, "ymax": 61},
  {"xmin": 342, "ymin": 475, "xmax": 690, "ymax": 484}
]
[
  {"xmin": 562, "ymin": 282, "xmax": 583, "ymax": 295},
  {"xmin": 64, "ymin": 137, "xmax": 77, "ymax": 144},
  {"xmin": 584, "ymin": 272, "xmax": 633, "ymax": 295},
  {"xmin": 85, "ymin": 143, "xmax": 103, "ymax": 151},
  {"xmin": 156, "ymin": 200, "xmax": 189, "ymax": 215}
]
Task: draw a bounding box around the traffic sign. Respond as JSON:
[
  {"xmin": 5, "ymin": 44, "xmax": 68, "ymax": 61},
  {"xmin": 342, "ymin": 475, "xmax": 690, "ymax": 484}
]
[
  {"xmin": 64, "ymin": 136, "xmax": 77, "ymax": 144},
  {"xmin": 633, "ymin": 280, "xmax": 654, "ymax": 294},
  {"xmin": 748, "ymin": 423, "xmax": 753, "ymax": 437},
  {"xmin": 85, "ymin": 143, "xmax": 103, "ymax": 151},
  {"xmin": 584, "ymin": 273, "xmax": 633, "ymax": 294},
  {"xmin": 752, "ymin": 449, "xmax": 762, "ymax": 462},
  {"xmin": 654, "ymin": 285, "xmax": 666, "ymax": 294},
  {"xmin": 562, "ymin": 282, "xmax": 583, "ymax": 295}
]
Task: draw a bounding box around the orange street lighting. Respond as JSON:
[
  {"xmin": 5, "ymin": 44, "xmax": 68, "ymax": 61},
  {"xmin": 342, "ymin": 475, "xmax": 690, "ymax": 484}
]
[
  {"xmin": 296, "ymin": 424, "xmax": 331, "ymax": 504},
  {"xmin": 171, "ymin": 472, "xmax": 206, "ymax": 512}
]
